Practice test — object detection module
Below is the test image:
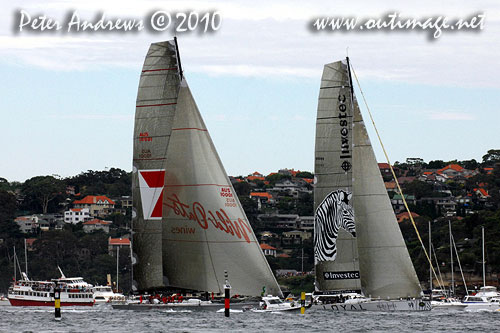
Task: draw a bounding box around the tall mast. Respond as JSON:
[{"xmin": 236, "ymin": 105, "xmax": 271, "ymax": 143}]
[
  {"xmin": 346, "ymin": 57, "xmax": 355, "ymax": 110},
  {"xmin": 173, "ymin": 36, "xmax": 184, "ymax": 80},
  {"xmin": 24, "ymin": 238, "xmax": 28, "ymax": 276},
  {"xmin": 449, "ymin": 221, "xmax": 454, "ymax": 295},
  {"xmin": 429, "ymin": 221, "xmax": 432, "ymax": 298},
  {"xmin": 13, "ymin": 246, "xmax": 16, "ymax": 281},
  {"xmin": 482, "ymin": 226, "xmax": 485, "ymax": 287}
]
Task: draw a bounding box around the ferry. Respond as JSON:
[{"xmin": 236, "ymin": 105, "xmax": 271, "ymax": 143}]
[{"xmin": 8, "ymin": 271, "xmax": 94, "ymax": 307}]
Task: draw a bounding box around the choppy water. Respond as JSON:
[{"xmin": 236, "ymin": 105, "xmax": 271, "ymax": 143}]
[{"xmin": 0, "ymin": 304, "xmax": 499, "ymax": 332}]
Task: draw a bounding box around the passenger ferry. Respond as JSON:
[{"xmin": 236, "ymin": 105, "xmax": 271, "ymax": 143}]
[{"xmin": 8, "ymin": 271, "xmax": 94, "ymax": 306}]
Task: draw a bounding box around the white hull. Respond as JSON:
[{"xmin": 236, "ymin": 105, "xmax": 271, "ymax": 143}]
[
  {"xmin": 314, "ymin": 299, "xmax": 431, "ymax": 311},
  {"xmin": 431, "ymin": 301, "xmax": 467, "ymax": 311},
  {"xmin": 464, "ymin": 303, "xmax": 500, "ymax": 311}
]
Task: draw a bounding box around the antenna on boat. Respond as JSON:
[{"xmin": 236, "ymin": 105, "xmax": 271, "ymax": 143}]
[
  {"xmin": 57, "ymin": 266, "xmax": 66, "ymax": 279},
  {"xmin": 173, "ymin": 36, "xmax": 184, "ymax": 80}
]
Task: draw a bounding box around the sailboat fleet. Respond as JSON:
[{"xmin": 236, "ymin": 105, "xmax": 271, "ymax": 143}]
[{"xmin": 7, "ymin": 39, "xmax": 498, "ymax": 314}]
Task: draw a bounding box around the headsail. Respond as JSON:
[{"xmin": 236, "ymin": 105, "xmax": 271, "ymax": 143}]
[
  {"xmin": 314, "ymin": 60, "xmax": 361, "ymax": 293},
  {"xmin": 133, "ymin": 40, "xmax": 281, "ymax": 297},
  {"xmin": 352, "ymin": 98, "xmax": 421, "ymax": 299}
]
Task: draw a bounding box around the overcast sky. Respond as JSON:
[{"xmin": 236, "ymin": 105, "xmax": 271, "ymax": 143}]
[{"xmin": 1, "ymin": 1, "xmax": 499, "ymax": 182}]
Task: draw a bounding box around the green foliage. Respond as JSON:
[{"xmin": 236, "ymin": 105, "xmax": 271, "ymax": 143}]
[
  {"xmin": 277, "ymin": 197, "xmax": 294, "ymax": 214},
  {"xmin": 21, "ymin": 176, "xmax": 65, "ymax": 214},
  {"xmin": 296, "ymin": 193, "xmax": 313, "ymax": 216},
  {"xmin": 277, "ymin": 275, "xmax": 315, "ymax": 295},
  {"xmin": 233, "ymin": 181, "xmax": 251, "ymax": 196},
  {"xmin": 403, "ymin": 180, "xmax": 434, "ymax": 200},
  {"xmin": 427, "ymin": 160, "xmax": 446, "ymax": 169},
  {"xmin": 482, "ymin": 149, "xmax": 500, "ymax": 166},
  {"xmin": 265, "ymin": 173, "xmax": 290, "ymax": 186},
  {"xmin": 68, "ymin": 168, "xmax": 131, "ymax": 197},
  {"xmin": 296, "ymin": 171, "xmax": 314, "ymax": 179}
]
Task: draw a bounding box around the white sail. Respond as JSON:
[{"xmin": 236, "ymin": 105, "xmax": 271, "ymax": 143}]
[
  {"xmin": 314, "ymin": 60, "xmax": 361, "ymax": 293},
  {"xmin": 161, "ymin": 80, "xmax": 281, "ymax": 297},
  {"xmin": 352, "ymin": 99, "xmax": 422, "ymax": 299},
  {"xmin": 314, "ymin": 59, "xmax": 421, "ymax": 299},
  {"xmin": 133, "ymin": 40, "xmax": 180, "ymax": 290},
  {"xmin": 133, "ymin": 40, "xmax": 281, "ymax": 297}
]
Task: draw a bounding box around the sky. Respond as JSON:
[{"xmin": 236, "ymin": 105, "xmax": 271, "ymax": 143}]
[{"xmin": 1, "ymin": 1, "xmax": 499, "ymax": 182}]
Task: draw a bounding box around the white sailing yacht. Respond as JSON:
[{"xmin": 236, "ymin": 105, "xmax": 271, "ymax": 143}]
[
  {"xmin": 131, "ymin": 39, "xmax": 282, "ymax": 299},
  {"xmin": 312, "ymin": 58, "xmax": 430, "ymax": 311}
]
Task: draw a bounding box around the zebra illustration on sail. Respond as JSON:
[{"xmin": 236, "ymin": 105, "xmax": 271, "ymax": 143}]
[
  {"xmin": 314, "ymin": 190, "xmax": 355, "ymax": 264},
  {"xmin": 312, "ymin": 58, "xmax": 430, "ymax": 311}
]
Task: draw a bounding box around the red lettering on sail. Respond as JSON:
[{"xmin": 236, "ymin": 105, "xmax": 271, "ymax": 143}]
[{"xmin": 165, "ymin": 194, "xmax": 252, "ymax": 243}]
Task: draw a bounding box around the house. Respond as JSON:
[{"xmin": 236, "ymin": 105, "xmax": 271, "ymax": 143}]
[
  {"xmin": 25, "ymin": 238, "xmax": 37, "ymax": 251},
  {"xmin": 108, "ymin": 237, "xmax": 131, "ymax": 256},
  {"xmin": 119, "ymin": 196, "xmax": 133, "ymax": 209},
  {"xmin": 82, "ymin": 219, "xmax": 112, "ymax": 233},
  {"xmin": 14, "ymin": 216, "xmax": 38, "ymax": 233},
  {"xmin": 250, "ymin": 192, "xmax": 273, "ymax": 203},
  {"xmin": 437, "ymin": 164, "xmax": 464, "ymax": 178},
  {"xmin": 391, "ymin": 194, "xmax": 416, "ymax": 213},
  {"xmin": 64, "ymin": 208, "xmax": 91, "ymax": 224},
  {"xmin": 260, "ymin": 243, "xmax": 277, "ymax": 257},
  {"xmin": 73, "ymin": 195, "xmax": 115, "ymax": 217},
  {"xmin": 247, "ymin": 172, "xmax": 265, "ymax": 182},
  {"xmin": 257, "ymin": 214, "xmax": 300, "ymax": 230},
  {"xmin": 297, "ymin": 216, "xmax": 314, "ymax": 231},
  {"xmin": 282, "ymin": 230, "xmax": 312, "ymax": 245},
  {"xmin": 396, "ymin": 212, "xmax": 420, "ymax": 223},
  {"xmin": 474, "ymin": 188, "xmax": 490, "ymax": 199},
  {"xmin": 378, "ymin": 163, "xmax": 397, "ymax": 177}
]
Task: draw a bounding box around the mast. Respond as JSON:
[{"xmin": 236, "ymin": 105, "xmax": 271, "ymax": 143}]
[
  {"xmin": 116, "ymin": 246, "xmax": 119, "ymax": 293},
  {"xmin": 173, "ymin": 37, "xmax": 183, "ymax": 80},
  {"xmin": 429, "ymin": 221, "xmax": 432, "ymax": 298},
  {"xmin": 449, "ymin": 220, "xmax": 454, "ymax": 295},
  {"xmin": 24, "ymin": 238, "xmax": 28, "ymax": 277},
  {"xmin": 13, "ymin": 246, "xmax": 16, "ymax": 281},
  {"xmin": 482, "ymin": 226, "xmax": 485, "ymax": 287}
]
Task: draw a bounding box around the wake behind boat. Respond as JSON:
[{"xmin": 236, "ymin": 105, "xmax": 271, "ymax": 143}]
[{"xmin": 311, "ymin": 58, "xmax": 430, "ymax": 312}]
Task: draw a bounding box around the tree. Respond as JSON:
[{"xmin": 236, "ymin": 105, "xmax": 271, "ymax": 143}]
[
  {"xmin": 296, "ymin": 171, "xmax": 314, "ymax": 179},
  {"xmin": 233, "ymin": 181, "xmax": 251, "ymax": 196},
  {"xmin": 21, "ymin": 176, "xmax": 65, "ymax": 214},
  {"xmin": 482, "ymin": 149, "xmax": 500, "ymax": 166},
  {"xmin": 427, "ymin": 160, "xmax": 446, "ymax": 169},
  {"xmin": 461, "ymin": 159, "xmax": 479, "ymax": 170},
  {"xmin": 0, "ymin": 190, "xmax": 20, "ymax": 239}
]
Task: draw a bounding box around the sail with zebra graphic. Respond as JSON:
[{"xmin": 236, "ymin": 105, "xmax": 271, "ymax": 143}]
[
  {"xmin": 313, "ymin": 59, "xmax": 424, "ymax": 305},
  {"xmin": 132, "ymin": 39, "xmax": 282, "ymax": 297}
]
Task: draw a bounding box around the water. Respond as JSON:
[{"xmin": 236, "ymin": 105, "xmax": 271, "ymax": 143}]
[{"xmin": 0, "ymin": 305, "xmax": 499, "ymax": 332}]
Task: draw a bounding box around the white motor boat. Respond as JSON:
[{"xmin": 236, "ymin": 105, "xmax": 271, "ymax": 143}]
[
  {"xmin": 463, "ymin": 286, "xmax": 500, "ymax": 311},
  {"xmin": 93, "ymin": 285, "xmax": 126, "ymax": 304},
  {"xmin": 251, "ymin": 295, "xmax": 307, "ymax": 313}
]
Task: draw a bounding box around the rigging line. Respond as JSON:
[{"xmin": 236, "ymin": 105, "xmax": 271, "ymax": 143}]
[
  {"xmin": 431, "ymin": 242, "xmax": 445, "ymax": 290},
  {"xmin": 451, "ymin": 233, "xmax": 469, "ymax": 295},
  {"xmin": 350, "ymin": 62, "xmax": 441, "ymax": 287}
]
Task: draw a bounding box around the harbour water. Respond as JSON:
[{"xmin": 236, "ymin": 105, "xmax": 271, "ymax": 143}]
[{"xmin": 0, "ymin": 305, "xmax": 499, "ymax": 332}]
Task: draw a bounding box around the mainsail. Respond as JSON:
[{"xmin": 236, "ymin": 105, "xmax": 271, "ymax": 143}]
[
  {"xmin": 132, "ymin": 40, "xmax": 281, "ymax": 297},
  {"xmin": 314, "ymin": 59, "xmax": 421, "ymax": 298},
  {"xmin": 314, "ymin": 60, "xmax": 361, "ymax": 293}
]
